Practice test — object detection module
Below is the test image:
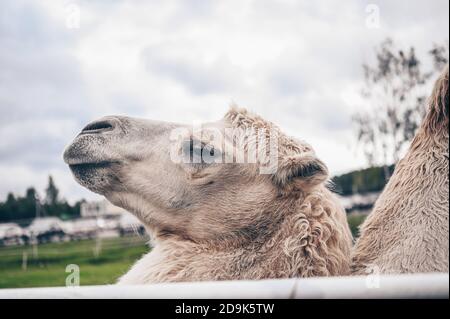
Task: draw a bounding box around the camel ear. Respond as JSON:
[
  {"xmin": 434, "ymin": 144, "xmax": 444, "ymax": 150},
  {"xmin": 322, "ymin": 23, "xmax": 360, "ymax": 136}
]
[{"xmin": 272, "ymin": 153, "xmax": 329, "ymax": 190}]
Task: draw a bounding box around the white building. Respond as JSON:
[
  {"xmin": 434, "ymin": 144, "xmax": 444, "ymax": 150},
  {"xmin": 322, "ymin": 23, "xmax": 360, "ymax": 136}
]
[
  {"xmin": 27, "ymin": 217, "xmax": 64, "ymax": 236},
  {"xmin": 0, "ymin": 223, "xmax": 24, "ymax": 245},
  {"xmin": 80, "ymin": 200, "xmax": 127, "ymax": 218}
]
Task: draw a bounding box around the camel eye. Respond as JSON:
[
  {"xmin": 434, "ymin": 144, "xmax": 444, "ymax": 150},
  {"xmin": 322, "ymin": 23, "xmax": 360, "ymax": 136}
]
[
  {"xmin": 202, "ymin": 145, "xmax": 218, "ymax": 157},
  {"xmin": 182, "ymin": 139, "xmax": 221, "ymax": 164},
  {"xmin": 181, "ymin": 139, "xmax": 204, "ymax": 164},
  {"xmin": 202, "ymin": 144, "xmax": 222, "ymax": 164}
]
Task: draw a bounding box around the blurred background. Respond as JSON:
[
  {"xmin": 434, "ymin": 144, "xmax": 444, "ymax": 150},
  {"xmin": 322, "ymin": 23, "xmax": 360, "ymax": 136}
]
[{"xmin": 0, "ymin": 0, "xmax": 448, "ymax": 288}]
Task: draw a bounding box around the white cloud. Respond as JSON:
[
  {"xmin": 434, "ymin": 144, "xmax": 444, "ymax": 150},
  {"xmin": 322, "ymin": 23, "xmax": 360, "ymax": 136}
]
[{"xmin": 0, "ymin": 0, "xmax": 448, "ymax": 201}]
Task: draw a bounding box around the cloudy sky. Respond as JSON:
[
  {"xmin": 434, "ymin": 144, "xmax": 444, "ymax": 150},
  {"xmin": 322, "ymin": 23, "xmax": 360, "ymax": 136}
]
[{"xmin": 0, "ymin": 0, "xmax": 448, "ymax": 202}]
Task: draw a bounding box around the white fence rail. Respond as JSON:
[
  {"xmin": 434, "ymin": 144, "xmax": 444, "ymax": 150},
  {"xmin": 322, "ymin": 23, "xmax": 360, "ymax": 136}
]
[{"xmin": 0, "ymin": 273, "xmax": 448, "ymax": 299}]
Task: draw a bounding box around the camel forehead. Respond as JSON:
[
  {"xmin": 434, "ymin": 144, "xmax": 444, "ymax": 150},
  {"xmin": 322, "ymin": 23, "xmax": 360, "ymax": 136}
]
[
  {"xmin": 225, "ymin": 107, "xmax": 274, "ymax": 131},
  {"xmin": 224, "ymin": 106, "xmax": 313, "ymax": 155}
]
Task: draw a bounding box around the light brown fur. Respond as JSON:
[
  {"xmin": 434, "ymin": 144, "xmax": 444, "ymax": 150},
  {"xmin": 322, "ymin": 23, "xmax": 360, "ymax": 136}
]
[
  {"xmin": 64, "ymin": 107, "xmax": 353, "ymax": 284},
  {"xmin": 351, "ymin": 65, "xmax": 449, "ymax": 274},
  {"xmin": 118, "ymin": 186, "xmax": 352, "ymax": 283}
]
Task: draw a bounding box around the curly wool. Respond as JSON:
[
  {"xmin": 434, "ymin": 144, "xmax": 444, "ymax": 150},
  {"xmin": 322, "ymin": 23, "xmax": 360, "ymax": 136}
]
[
  {"xmin": 351, "ymin": 65, "xmax": 449, "ymax": 274},
  {"xmin": 119, "ymin": 187, "xmax": 352, "ymax": 284}
]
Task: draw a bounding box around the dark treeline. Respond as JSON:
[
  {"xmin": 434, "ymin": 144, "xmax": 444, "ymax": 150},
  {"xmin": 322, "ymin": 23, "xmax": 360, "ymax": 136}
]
[
  {"xmin": 332, "ymin": 165, "xmax": 395, "ymax": 196},
  {"xmin": 0, "ymin": 176, "xmax": 84, "ymax": 225}
]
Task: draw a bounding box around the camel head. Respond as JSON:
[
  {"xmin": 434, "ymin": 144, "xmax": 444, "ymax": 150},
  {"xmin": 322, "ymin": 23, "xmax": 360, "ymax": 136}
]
[
  {"xmin": 63, "ymin": 107, "xmax": 330, "ymax": 242},
  {"xmin": 423, "ymin": 64, "xmax": 449, "ymax": 134}
]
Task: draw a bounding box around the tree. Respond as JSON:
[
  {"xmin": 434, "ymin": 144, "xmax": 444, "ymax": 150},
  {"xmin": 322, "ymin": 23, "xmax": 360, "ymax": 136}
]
[
  {"xmin": 0, "ymin": 189, "xmax": 40, "ymax": 222},
  {"xmin": 0, "ymin": 193, "xmax": 17, "ymax": 222},
  {"xmin": 45, "ymin": 175, "xmax": 59, "ymax": 206},
  {"xmin": 24, "ymin": 187, "xmax": 39, "ymax": 219},
  {"xmin": 353, "ymin": 38, "xmax": 448, "ymax": 180},
  {"xmin": 0, "ymin": 177, "xmax": 83, "ymax": 223}
]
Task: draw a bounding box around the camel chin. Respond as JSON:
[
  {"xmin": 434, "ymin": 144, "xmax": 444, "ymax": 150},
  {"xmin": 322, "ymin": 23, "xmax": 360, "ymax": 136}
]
[{"xmin": 66, "ymin": 162, "xmax": 121, "ymax": 195}]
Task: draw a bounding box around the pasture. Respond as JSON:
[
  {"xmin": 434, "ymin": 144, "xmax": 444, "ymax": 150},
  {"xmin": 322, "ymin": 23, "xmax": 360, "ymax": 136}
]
[
  {"xmin": 0, "ymin": 214, "xmax": 367, "ymax": 289},
  {"xmin": 0, "ymin": 236, "xmax": 149, "ymax": 288}
]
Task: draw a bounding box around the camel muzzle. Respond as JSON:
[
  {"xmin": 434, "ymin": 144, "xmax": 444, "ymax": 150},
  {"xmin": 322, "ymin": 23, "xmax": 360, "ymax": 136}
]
[{"xmin": 62, "ymin": 116, "xmax": 132, "ymax": 194}]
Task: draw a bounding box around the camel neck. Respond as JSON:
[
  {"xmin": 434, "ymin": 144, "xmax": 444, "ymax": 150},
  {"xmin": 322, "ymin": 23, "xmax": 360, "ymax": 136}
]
[{"xmin": 409, "ymin": 125, "xmax": 449, "ymax": 156}]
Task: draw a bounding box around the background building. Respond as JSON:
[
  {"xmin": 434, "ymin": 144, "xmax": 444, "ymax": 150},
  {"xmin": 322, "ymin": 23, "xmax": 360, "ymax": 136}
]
[{"xmin": 81, "ymin": 200, "xmax": 127, "ymax": 218}]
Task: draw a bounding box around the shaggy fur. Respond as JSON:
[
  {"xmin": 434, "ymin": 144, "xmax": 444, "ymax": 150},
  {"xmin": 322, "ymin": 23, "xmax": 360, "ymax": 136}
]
[
  {"xmin": 118, "ymin": 190, "xmax": 352, "ymax": 283},
  {"xmin": 117, "ymin": 108, "xmax": 352, "ymax": 284},
  {"xmin": 64, "ymin": 106, "xmax": 353, "ymax": 284},
  {"xmin": 351, "ymin": 65, "xmax": 449, "ymax": 274}
]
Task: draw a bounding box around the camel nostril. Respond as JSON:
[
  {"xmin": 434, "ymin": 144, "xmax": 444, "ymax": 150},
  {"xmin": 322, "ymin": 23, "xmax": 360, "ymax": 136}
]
[{"xmin": 81, "ymin": 120, "xmax": 115, "ymax": 134}]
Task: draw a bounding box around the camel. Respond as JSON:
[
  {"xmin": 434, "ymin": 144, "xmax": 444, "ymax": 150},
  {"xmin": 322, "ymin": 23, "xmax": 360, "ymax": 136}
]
[
  {"xmin": 352, "ymin": 65, "xmax": 449, "ymax": 275},
  {"xmin": 64, "ymin": 107, "xmax": 353, "ymax": 284}
]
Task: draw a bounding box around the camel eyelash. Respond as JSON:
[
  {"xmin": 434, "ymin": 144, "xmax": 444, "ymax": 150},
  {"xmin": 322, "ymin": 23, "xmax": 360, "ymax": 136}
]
[{"xmin": 182, "ymin": 138, "xmax": 222, "ymax": 165}]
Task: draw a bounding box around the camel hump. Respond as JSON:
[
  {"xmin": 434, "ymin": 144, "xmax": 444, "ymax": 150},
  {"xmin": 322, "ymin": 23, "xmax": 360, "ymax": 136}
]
[{"xmin": 424, "ymin": 64, "xmax": 449, "ymax": 133}]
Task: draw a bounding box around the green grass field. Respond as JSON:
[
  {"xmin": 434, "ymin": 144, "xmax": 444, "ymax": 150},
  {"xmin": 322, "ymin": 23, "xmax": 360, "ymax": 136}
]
[
  {"xmin": 0, "ymin": 236, "xmax": 150, "ymax": 288},
  {"xmin": 0, "ymin": 215, "xmax": 367, "ymax": 289}
]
